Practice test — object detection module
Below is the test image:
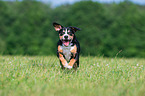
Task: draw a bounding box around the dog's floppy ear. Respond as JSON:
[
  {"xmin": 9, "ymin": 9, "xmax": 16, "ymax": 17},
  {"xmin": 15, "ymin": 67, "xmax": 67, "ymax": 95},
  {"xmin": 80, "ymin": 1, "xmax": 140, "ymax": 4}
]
[
  {"xmin": 53, "ymin": 22, "xmax": 63, "ymax": 31},
  {"xmin": 70, "ymin": 27, "xmax": 81, "ymax": 32}
]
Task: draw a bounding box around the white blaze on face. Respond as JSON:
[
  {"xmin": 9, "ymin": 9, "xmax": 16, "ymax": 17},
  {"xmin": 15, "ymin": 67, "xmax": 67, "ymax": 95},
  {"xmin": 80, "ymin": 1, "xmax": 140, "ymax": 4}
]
[
  {"xmin": 63, "ymin": 29, "xmax": 68, "ymax": 39},
  {"xmin": 62, "ymin": 28, "xmax": 70, "ymax": 46}
]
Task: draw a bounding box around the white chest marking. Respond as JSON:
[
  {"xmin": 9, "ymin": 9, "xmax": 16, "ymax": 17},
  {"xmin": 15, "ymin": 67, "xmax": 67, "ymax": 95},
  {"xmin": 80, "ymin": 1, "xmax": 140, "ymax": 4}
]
[{"xmin": 62, "ymin": 45, "xmax": 74, "ymax": 62}]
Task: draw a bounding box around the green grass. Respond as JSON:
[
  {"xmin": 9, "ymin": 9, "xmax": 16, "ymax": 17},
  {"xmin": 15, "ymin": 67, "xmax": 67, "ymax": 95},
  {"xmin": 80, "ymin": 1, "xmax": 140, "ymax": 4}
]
[{"xmin": 0, "ymin": 55, "xmax": 145, "ymax": 96}]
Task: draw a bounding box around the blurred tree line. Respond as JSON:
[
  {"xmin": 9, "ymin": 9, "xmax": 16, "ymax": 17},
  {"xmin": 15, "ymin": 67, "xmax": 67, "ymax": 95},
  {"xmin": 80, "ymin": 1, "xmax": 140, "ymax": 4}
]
[{"xmin": 0, "ymin": 0, "xmax": 145, "ymax": 57}]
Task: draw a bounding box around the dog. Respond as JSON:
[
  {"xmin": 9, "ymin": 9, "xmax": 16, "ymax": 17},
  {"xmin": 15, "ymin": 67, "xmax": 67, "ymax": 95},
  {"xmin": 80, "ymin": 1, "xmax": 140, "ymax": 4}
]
[{"xmin": 53, "ymin": 22, "xmax": 81, "ymax": 70}]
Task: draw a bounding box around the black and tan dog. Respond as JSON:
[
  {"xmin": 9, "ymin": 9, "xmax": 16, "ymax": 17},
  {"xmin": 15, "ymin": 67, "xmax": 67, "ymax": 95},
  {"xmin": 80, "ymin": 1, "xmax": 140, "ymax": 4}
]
[{"xmin": 53, "ymin": 22, "xmax": 81, "ymax": 70}]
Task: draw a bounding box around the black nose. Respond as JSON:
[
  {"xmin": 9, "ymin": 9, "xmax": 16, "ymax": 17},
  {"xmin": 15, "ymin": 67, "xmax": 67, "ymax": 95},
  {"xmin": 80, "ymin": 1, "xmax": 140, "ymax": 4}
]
[{"xmin": 64, "ymin": 35, "xmax": 68, "ymax": 39}]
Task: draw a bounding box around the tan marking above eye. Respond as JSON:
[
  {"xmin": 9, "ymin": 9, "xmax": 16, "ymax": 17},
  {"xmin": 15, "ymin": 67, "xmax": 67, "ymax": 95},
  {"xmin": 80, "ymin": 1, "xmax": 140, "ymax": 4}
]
[
  {"xmin": 63, "ymin": 30, "xmax": 65, "ymax": 32},
  {"xmin": 68, "ymin": 30, "xmax": 70, "ymax": 32}
]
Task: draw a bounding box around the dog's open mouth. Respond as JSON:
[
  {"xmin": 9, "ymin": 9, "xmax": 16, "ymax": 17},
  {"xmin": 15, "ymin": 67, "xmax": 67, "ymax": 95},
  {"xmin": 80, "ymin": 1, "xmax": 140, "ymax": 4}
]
[{"xmin": 62, "ymin": 40, "xmax": 71, "ymax": 46}]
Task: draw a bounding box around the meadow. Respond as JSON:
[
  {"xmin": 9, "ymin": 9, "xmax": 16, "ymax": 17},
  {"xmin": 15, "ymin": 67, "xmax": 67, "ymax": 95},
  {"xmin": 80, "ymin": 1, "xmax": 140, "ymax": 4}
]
[{"xmin": 0, "ymin": 55, "xmax": 145, "ymax": 96}]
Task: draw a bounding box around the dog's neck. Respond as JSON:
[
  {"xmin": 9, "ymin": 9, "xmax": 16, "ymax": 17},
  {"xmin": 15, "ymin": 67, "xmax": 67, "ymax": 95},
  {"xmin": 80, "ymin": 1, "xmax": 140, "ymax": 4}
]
[{"xmin": 61, "ymin": 44, "xmax": 72, "ymax": 62}]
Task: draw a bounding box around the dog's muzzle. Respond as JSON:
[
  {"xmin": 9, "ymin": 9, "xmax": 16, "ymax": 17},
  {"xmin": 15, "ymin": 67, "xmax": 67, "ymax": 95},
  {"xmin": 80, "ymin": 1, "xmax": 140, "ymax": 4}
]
[{"xmin": 62, "ymin": 39, "xmax": 71, "ymax": 46}]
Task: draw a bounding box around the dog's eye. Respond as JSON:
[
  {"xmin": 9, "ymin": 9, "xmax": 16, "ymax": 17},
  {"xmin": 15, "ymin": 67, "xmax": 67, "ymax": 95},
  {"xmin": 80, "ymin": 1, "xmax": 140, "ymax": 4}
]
[
  {"xmin": 59, "ymin": 32, "xmax": 65, "ymax": 36},
  {"xmin": 68, "ymin": 32, "xmax": 73, "ymax": 36},
  {"xmin": 59, "ymin": 33, "xmax": 63, "ymax": 36}
]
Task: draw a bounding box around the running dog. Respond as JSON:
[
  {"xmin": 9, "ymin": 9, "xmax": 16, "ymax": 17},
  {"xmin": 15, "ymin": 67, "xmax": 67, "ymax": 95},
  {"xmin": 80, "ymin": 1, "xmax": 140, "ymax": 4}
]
[{"xmin": 53, "ymin": 22, "xmax": 81, "ymax": 69}]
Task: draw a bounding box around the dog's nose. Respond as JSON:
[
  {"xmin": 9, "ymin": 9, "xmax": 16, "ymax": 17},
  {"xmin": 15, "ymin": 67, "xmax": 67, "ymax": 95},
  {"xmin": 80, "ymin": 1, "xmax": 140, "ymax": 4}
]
[{"xmin": 64, "ymin": 35, "xmax": 68, "ymax": 39}]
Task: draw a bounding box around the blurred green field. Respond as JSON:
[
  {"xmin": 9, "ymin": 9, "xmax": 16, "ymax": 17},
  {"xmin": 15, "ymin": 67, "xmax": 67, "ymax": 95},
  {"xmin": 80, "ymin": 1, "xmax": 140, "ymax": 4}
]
[{"xmin": 0, "ymin": 56, "xmax": 145, "ymax": 96}]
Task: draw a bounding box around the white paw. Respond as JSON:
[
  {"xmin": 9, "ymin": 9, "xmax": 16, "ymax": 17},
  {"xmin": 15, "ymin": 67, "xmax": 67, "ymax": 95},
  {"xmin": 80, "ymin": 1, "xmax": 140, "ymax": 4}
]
[
  {"xmin": 64, "ymin": 63, "xmax": 72, "ymax": 69},
  {"xmin": 64, "ymin": 63, "xmax": 68, "ymax": 68},
  {"xmin": 67, "ymin": 65, "xmax": 72, "ymax": 69}
]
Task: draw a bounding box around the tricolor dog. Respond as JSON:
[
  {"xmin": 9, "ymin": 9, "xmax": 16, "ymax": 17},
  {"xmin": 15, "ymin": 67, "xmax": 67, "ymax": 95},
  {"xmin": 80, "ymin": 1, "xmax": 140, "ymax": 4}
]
[{"xmin": 53, "ymin": 22, "xmax": 81, "ymax": 69}]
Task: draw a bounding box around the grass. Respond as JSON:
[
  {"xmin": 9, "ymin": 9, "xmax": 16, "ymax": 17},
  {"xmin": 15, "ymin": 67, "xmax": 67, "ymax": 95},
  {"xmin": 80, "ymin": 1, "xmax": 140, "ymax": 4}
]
[{"xmin": 0, "ymin": 55, "xmax": 145, "ymax": 96}]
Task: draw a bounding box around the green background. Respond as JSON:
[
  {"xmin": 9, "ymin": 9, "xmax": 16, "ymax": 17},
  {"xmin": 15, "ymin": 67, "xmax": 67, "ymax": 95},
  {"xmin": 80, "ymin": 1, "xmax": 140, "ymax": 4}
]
[{"xmin": 0, "ymin": 0, "xmax": 145, "ymax": 57}]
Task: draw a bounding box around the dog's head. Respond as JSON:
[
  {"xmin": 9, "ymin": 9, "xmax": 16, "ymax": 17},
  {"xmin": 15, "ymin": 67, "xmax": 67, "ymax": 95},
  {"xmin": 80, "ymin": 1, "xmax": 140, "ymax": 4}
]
[{"xmin": 53, "ymin": 22, "xmax": 80, "ymax": 46}]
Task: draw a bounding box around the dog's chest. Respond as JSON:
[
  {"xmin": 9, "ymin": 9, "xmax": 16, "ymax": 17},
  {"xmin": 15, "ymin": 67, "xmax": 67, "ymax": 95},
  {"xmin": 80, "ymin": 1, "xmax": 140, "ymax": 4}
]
[{"xmin": 62, "ymin": 46, "xmax": 73, "ymax": 61}]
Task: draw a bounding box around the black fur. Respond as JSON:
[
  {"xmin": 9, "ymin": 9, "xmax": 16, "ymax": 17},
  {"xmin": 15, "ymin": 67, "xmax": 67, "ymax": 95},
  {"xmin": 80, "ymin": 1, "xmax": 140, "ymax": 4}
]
[{"xmin": 53, "ymin": 22, "xmax": 81, "ymax": 69}]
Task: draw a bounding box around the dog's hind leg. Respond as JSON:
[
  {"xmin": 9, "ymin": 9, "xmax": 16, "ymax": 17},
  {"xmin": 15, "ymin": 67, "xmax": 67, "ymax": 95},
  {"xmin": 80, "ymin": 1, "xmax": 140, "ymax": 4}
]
[{"xmin": 73, "ymin": 62, "xmax": 78, "ymax": 70}]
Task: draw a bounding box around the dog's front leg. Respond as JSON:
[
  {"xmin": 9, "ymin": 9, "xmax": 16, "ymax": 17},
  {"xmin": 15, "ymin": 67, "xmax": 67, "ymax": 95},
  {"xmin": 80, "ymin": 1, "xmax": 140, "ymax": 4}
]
[
  {"xmin": 58, "ymin": 53, "xmax": 68, "ymax": 67},
  {"xmin": 67, "ymin": 58, "xmax": 76, "ymax": 69},
  {"xmin": 58, "ymin": 45, "xmax": 68, "ymax": 68},
  {"xmin": 67, "ymin": 45, "xmax": 78, "ymax": 69}
]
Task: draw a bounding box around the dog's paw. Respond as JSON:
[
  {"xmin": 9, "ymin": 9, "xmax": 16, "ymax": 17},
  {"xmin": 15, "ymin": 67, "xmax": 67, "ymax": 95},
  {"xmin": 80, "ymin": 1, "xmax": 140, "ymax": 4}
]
[
  {"xmin": 67, "ymin": 65, "xmax": 72, "ymax": 69},
  {"xmin": 64, "ymin": 63, "xmax": 68, "ymax": 68},
  {"xmin": 64, "ymin": 63, "xmax": 73, "ymax": 69}
]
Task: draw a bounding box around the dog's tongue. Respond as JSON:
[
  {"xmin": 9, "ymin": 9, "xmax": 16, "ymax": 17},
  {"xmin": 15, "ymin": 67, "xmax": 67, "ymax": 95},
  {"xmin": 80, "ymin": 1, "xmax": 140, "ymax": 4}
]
[{"xmin": 63, "ymin": 41, "xmax": 70, "ymax": 46}]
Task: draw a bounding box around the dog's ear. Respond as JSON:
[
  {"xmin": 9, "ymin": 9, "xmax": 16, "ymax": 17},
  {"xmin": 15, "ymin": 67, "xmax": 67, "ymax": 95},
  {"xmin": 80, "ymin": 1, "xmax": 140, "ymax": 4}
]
[
  {"xmin": 70, "ymin": 27, "xmax": 81, "ymax": 32},
  {"xmin": 53, "ymin": 22, "xmax": 63, "ymax": 31}
]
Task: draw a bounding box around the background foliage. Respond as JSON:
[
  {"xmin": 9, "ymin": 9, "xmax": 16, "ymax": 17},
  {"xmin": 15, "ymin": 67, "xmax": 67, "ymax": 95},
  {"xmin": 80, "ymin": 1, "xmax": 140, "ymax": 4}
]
[{"xmin": 0, "ymin": 0, "xmax": 145, "ymax": 57}]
